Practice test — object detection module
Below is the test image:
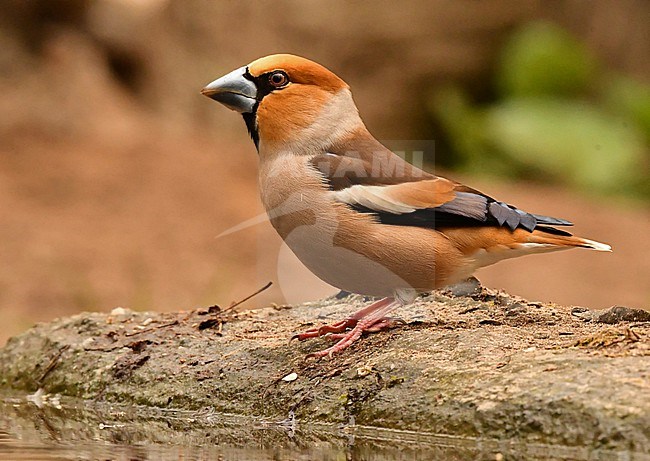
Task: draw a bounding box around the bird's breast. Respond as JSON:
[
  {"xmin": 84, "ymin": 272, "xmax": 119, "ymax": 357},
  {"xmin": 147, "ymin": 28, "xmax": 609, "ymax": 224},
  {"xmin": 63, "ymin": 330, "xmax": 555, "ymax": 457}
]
[
  {"xmin": 258, "ymin": 155, "xmax": 337, "ymax": 240},
  {"xmin": 257, "ymin": 155, "xmax": 465, "ymax": 296}
]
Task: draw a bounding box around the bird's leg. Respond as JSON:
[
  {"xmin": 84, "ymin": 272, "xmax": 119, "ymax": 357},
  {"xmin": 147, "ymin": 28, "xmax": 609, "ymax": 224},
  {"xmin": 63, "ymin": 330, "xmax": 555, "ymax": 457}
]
[
  {"xmin": 306, "ymin": 298, "xmax": 401, "ymax": 359},
  {"xmin": 362, "ymin": 316, "xmax": 406, "ymax": 333},
  {"xmin": 292, "ymin": 297, "xmax": 394, "ymax": 341},
  {"xmin": 323, "ymin": 317, "xmax": 406, "ymax": 340}
]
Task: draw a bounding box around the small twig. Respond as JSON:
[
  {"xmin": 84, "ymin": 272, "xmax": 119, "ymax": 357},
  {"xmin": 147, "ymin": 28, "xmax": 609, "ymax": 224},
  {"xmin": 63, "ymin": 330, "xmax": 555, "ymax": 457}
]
[
  {"xmin": 124, "ymin": 320, "xmax": 179, "ymax": 337},
  {"xmin": 198, "ymin": 282, "xmax": 274, "ymax": 331},
  {"xmin": 262, "ymin": 368, "xmax": 298, "ymax": 401},
  {"xmin": 222, "ymin": 281, "xmax": 273, "ymax": 314},
  {"xmin": 38, "ymin": 344, "xmax": 70, "ymax": 384},
  {"xmin": 84, "ymin": 345, "xmax": 127, "ymax": 352}
]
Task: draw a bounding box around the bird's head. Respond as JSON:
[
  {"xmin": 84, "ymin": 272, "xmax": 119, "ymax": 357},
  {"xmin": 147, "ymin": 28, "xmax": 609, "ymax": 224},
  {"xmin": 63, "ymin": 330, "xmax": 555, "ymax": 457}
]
[{"xmin": 202, "ymin": 54, "xmax": 364, "ymax": 154}]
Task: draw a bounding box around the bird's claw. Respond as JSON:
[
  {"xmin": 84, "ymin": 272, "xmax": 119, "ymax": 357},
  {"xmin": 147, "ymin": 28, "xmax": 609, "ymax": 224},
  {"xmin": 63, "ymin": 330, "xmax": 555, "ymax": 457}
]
[
  {"xmin": 291, "ymin": 318, "xmax": 358, "ymax": 342},
  {"xmin": 302, "ymin": 316, "xmax": 404, "ymax": 359}
]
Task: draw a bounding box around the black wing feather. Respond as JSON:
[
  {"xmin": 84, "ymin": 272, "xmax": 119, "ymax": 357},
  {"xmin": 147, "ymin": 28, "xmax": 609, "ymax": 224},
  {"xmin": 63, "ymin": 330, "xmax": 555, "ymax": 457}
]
[{"xmin": 352, "ymin": 196, "xmax": 573, "ymax": 233}]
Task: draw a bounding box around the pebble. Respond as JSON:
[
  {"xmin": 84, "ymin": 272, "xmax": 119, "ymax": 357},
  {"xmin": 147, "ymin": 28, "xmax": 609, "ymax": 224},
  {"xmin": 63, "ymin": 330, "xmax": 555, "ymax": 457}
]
[
  {"xmin": 282, "ymin": 372, "xmax": 298, "ymax": 382},
  {"xmin": 110, "ymin": 307, "xmax": 129, "ymax": 316}
]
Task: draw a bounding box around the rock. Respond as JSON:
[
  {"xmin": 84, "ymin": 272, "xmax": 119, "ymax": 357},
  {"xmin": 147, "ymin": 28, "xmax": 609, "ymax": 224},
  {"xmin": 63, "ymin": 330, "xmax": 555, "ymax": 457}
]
[
  {"xmin": 0, "ymin": 289, "xmax": 649, "ymax": 452},
  {"xmin": 443, "ymin": 276, "xmax": 483, "ymax": 298},
  {"xmin": 597, "ymin": 305, "xmax": 650, "ymax": 324},
  {"xmin": 570, "ymin": 306, "xmax": 597, "ymax": 322}
]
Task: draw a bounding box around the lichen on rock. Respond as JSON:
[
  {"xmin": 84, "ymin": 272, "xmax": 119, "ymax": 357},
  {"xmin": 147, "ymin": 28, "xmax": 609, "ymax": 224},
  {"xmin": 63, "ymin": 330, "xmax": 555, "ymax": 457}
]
[{"xmin": 0, "ymin": 284, "xmax": 648, "ymax": 451}]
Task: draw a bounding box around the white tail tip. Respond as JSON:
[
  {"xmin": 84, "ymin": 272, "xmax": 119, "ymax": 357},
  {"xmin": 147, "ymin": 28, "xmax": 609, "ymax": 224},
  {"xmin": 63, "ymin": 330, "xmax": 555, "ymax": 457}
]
[{"xmin": 581, "ymin": 238, "xmax": 612, "ymax": 252}]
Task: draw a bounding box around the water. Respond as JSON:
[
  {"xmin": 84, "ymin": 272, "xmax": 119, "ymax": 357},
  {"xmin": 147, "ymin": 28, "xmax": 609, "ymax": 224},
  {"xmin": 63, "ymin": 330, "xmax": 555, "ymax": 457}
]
[{"xmin": 0, "ymin": 392, "xmax": 647, "ymax": 461}]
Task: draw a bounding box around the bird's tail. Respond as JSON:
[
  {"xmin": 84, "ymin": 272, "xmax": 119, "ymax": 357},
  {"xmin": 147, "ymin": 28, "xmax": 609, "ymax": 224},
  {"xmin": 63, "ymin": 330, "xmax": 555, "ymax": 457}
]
[{"xmin": 527, "ymin": 228, "xmax": 612, "ymax": 252}]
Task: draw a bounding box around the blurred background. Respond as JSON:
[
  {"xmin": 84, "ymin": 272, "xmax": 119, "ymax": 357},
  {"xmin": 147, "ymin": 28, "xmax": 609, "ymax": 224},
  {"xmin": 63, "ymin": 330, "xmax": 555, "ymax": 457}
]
[{"xmin": 1, "ymin": 0, "xmax": 648, "ymax": 345}]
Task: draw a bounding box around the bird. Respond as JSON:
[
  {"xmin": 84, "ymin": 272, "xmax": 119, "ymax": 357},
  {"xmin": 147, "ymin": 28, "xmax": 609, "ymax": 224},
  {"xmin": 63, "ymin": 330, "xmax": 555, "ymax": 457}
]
[{"xmin": 201, "ymin": 54, "xmax": 611, "ymax": 358}]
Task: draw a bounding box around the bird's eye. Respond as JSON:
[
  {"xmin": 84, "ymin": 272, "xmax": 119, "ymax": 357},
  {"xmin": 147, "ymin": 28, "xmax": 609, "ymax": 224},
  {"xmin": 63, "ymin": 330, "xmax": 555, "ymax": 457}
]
[{"xmin": 269, "ymin": 71, "xmax": 289, "ymax": 88}]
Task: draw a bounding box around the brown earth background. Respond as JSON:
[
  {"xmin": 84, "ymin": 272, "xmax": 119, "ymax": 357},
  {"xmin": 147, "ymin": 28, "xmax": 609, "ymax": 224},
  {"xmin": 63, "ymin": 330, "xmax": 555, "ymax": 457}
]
[{"xmin": 1, "ymin": 0, "xmax": 649, "ymax": 345}]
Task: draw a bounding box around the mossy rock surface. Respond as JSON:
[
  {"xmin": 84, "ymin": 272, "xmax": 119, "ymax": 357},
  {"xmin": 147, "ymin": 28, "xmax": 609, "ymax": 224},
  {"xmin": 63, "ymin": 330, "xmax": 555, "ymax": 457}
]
[{"xmin": 1, "ymin": 285, "xmax": 649, "ymax": 452}]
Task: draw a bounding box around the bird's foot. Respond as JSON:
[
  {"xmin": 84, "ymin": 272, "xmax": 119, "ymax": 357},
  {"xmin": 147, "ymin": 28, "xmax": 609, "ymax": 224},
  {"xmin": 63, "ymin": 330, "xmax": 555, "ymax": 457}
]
[
  {"xmin": 291, "ymin": 318, "xmax": 358, "ymax": 341},
  {"xmin": 300, "ymin": 298, "xmax": 402, "ymax": 359},
  {"xmin": 361, "ymin": 316, "xmax": 405, "ymax": 332},
  {"xmin": 292, "ymin": 297, "xmax": 395, "ymax": 342},
  {"xmin": 306, "ymin": 315, "xmax": 402, "ymax": 359},
  {"xmin": 321, "ymin": 317, "xmax": 404, "ymax": 340}
]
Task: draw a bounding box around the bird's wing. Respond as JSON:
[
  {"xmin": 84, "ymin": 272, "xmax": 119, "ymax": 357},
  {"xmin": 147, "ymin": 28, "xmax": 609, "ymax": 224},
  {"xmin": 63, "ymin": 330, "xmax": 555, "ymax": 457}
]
[{"xmin": 309, "ymin": 151, "xmax": 572, "ymax": 233}]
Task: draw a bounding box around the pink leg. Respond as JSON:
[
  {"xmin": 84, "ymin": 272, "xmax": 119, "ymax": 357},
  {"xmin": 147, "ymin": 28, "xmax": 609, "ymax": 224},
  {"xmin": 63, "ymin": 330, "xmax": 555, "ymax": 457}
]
[
  {"xmin": 363, "ymin": 317, "xmax": 405, "ymax": 333},
  {"xmin": 305, "ymin": 298, "xmax": 401, "ymax": 359},
  {"xmin": 323, "ymin": 318, "xmax": 405, "ymax": 340},
  {"xmin": 292, "ymin": 297, "xmax": 394, "ymax": 341}
]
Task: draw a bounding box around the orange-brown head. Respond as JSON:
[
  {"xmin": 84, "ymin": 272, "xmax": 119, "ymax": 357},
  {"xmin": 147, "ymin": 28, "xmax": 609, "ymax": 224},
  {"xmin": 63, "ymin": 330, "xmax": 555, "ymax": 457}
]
[{"xmin": 202, "ymin": 54, "xmax": 362, "ymax": 152}]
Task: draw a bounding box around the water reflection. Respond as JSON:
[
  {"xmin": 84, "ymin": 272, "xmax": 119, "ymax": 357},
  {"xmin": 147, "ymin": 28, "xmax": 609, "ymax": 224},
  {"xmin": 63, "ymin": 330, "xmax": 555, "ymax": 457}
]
[{"xmin": 0, "ymin": 393, "xmax": 647, "ymax": 461}]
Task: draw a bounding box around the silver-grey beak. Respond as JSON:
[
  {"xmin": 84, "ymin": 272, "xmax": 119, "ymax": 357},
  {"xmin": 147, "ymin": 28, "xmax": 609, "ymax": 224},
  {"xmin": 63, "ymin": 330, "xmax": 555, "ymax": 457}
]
[{"xmin": 201, "ymin": 66, "xmax": 257, "ymax": 113}]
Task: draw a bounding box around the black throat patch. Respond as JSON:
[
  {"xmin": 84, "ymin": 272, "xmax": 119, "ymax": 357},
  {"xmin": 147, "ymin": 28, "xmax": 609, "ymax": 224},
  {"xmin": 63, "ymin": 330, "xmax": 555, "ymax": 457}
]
[
  {"xmin": 242, "ymin": 110, "xmax": 259, "ymax": 150},
  {"xmin": 241, "ymin": 67, "xmax": 285, "ymax": 152}
]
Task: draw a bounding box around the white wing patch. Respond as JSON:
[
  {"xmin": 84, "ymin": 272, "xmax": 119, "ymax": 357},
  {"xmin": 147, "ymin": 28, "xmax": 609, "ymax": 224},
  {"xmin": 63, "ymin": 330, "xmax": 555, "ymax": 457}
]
[{"xmin": 332, "ymin": 184, "xmax": 417, "ymax": 214}]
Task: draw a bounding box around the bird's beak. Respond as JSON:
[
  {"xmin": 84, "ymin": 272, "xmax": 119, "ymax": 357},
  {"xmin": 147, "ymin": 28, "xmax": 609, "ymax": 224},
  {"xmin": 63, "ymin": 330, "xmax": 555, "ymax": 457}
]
[{"xmin": 201, "ymin": 66, "xmax": 257, "ymax": 113}]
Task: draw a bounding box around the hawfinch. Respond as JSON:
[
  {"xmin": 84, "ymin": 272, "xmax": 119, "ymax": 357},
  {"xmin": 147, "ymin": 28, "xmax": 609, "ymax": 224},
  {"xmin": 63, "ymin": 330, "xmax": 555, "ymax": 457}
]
[{"xmin": 202, "ymin": 54, "xmax": 611, "ymax": 358}]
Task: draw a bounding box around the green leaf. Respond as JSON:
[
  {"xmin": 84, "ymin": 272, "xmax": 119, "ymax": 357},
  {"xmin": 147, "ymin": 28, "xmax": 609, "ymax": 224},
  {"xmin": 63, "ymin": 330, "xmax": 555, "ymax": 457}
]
[
  {"xmin": 497, "ymin": 21, "xmax": 597, "ymax": 98},
  {"xmin": 485, "ymin": 98, "xmax": 645, "ymax": 194}
]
